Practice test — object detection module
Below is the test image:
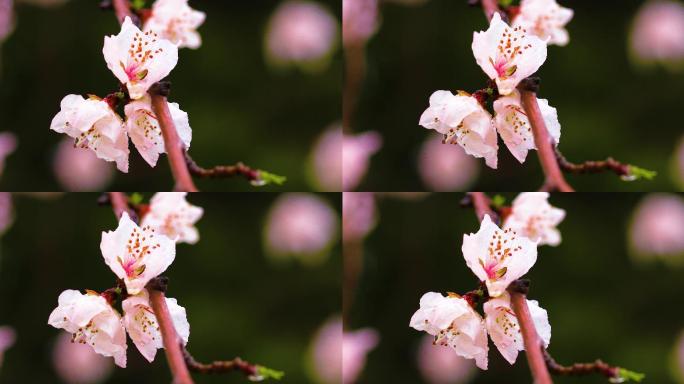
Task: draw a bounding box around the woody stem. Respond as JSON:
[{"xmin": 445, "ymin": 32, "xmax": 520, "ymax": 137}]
[
  {"xmin": 479, "ymin": 0, "xmax": 573, "ymax": 192},
  {"xmin": 111, "ymin": 0, "xmax": 198, "ymax": 192},
  {"xmin": 107, "ymin": 193, "xmax": 194, "ymax": 384}
]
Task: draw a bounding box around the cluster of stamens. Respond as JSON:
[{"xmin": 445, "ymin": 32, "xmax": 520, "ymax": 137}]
[
  {"xmin": 135, "ymin": 110, "xmax": 161, "ymax": 147},
  {"xmin": 504, "ymin": 105, "xmax": 531, "ymax": 140},
  {"xmin": 118, "ymin": 225, "xmax": 160, "ymax": 278},
  {"xmin": 70, "ymin": 319, "xmax": 99, "ymax": 345},
  {"xmin": 494, "ymin": 306, "xmax": 520, "ymax": 340},
  {"xmin": 134, "ymin": 304, "xmax": 160, "ymax": 341}
]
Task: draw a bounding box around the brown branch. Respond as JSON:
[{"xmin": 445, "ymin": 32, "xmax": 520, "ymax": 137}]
[
  {"xmin": 477, "ymin": 1, "xmax": 573, "ymax": 192},
  {"xmin": 519, "ymin": 90, "xmax": 573, "ymax": 192},
  {"xmin": 111, "ymin": 0, "xmax": 139, "ymax": 26},
  {"xmin": 468, "ymin": 192, "xmax": 499, "ymax": 223},
  {"xmin": 108, "ymin": 192, "xmax": 136, "ymax": 221},
  {"xmin": 147, "ymin": 278, "xmax": 194, "ymax": 384},
  {"xmin": 148, "ymin": 85, "xmax": 198, "ymax": 192},
  {"xmin": 554, "ymin": 147, "xmax": 630, "ymax": 177},
  {"xmin": 508, "ymin": 280, "xmax": 553, "ymax": 384},
  {"xmin": 543, "ymin": 348, "xmax": 621, "ymax": 380},
  {"xmin": 111, "ymin": 1, "xmax": 197, "ymax": 192},
  {"xmin": 184, "ymin": 152, "xmax": 259, "ymax": 181},
  {"xmin": 343, "ymin": 43, "xmax": 366, "ymax": 133},
  {"xmin": 107, "ymin": 194, "xmax": 194, "ymax": 383},
  {"xmin": 183, "ymin": 346, "xmax": 258, "ymax": 377}
]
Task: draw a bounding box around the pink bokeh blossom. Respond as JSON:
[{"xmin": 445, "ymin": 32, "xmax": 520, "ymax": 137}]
[
  {"xmin": 309, "ymin": 316, "xmax": 343, "ymax": 384},
  {"xmin": 417, "ymin": 334, "xmax": 476, "ymax": 384},
  {"xmin": 342, "ymin": 0, "xmax": 379, "ymax": 46},
  {"xmin": 629, "ymin": 194, "xmax": 684, "ymax": 263},
  {"xmin": 418, "ymin": 136, "xmax": 478, "ymax": 191},
  {"xmin": 52, "ymin": 332, "xmax": 113, "ymax": 384},
  {"xmin": 0, "ymin": 132, "xmax": 16, "ymax": 176},
  {"xmin": 264, "ymin": 193, "xmax": 338, "ymax": 265},
  {"xmin": 265, "ymin": 0, "xmax": 338, "ymax": 71},
  {"xmin": 630, "ymin": 0, "xmax": 684, "ymax": 68},
  {"xmin": 309, "ymin": 125, "xmax": 342, "ymax": 191},
  {"xmin": 53, "ymin": 138, "xmax": 114, "ymax": 191},
  {"xmin": 343, "ymin": 131, "xmax": 382, "ymax": 191},
  {"xmin": 343, "ymin": 327, "xmax": 379, "ymax": 384},
  {"xmin": 342, "ymin": 192, "xmax": 377, "ymax": 243},
  {"xmin": 0, "ymin": 326, "xmax": 15, "ymax": 369}
]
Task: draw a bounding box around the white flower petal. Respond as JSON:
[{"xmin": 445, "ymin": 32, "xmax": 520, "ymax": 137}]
[
  {"xmin": 103, "ymin": 16, "xmax": 179, "ymax": 99},
  {"xmin": 100, "ymin": 212, "xmax": 176, "ymax": 295},
  {"xmin": 462, "ymin": 214, "xmax": 537, "ymax": 297},
  {"xmin": 409, "ymin": 292, "xmax": 470, "ymax": 335},
  {"xmin": 141, "ymin": 192, "xmax": 203, "ymax": 244},
  {"xmin": 504, "ymin": 192, "xmax": 566, "ymax": 246},
  {"xmin": 144, "ymin": 0, "xmax": 206, "ymax": 49}
]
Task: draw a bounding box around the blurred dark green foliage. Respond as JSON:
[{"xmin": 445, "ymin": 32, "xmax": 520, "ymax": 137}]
[
  {"xmin": 0, "ymin": 0, "xmax": 341, "ymax": 191},
  {"xmin": 349, "ymin": 193, "xmax": 684, "ymax": 383},
  {"xmin": 0, "ymin": 192, "xmax": 341, "ymax": 383},
  {"xmin": 352, "ymin": 0, "xmax": 683, "ymax": 191}
]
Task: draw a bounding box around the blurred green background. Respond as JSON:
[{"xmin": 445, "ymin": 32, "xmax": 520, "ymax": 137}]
[
  {"xmin": 348, "ymin": 193, "xmax": 684, "ymax": 383},
  {"xmin": 351, "ymin": 0, "xmax": 684, "ymax": 191},
  {"xmin": 0, "ymin": 0, "xmax": 340, "ymax": 191},
  {"xmin": 0, "ymin": 192, "xmax": 341, "ymax": 383}
]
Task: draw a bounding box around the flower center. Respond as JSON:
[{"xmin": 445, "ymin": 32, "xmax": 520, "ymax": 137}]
[
  {"xmin": 117, "ymin": 225, "xmax": 160, "ymax": 279},
  {"xmin": 490, "ymin": 26, "xmax": 533, "ymax": 79}
]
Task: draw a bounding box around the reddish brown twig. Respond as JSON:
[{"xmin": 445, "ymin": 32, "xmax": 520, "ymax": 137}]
[
  {"xmin": 478, "ymin": 1, "xmax": 573, "ymax": 192},
  {"xmin": 508, "ymin": 280, "xmax": 553, "ymax": 384},
  {"xmin": 148, "ymin": 279, "xmax": 194, "ymax": 384},
  {"xmin": 184, "ymin": 152, "xmax": 259, "ymax": 181},
  {"xmin": 183, "ymin": 346, "xmax": 258, "ymax": 376},
  {"xmin": 149, "ymin": 91, "xmax": 198, "ymax": 192},
  {"xmin": 108, "ymin": 192, "xmax": 137, "ymax": 221},
  {"xmin": 543, "ymin": 348, "xmax": 621, "ymax": 379},
  {"xmin": 468, "ymin": 192, "xmax": 499, "ymax": 224},
  {"xmin": 554, "ymin": 147, "xmax": 630, "ymax": 177},
  {"xmin": 519, "ymin": 90, "xmax": 574, "ymax": 192},
  {"xmin": 111, "ymin": 0, "xmax": 138, "ymax": 25}
]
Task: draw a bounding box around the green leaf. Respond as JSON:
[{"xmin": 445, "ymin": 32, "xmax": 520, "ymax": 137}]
[
  {"xmin": 252, "ymin": 170, "xmax": 286, "ymax": 187},
  {"xmin": 249, "ymin": 366, "xmax": 284, "ymax": 381},
  {"xmin": 129, "ymin": 193, "xmax": 144, "ymax": 205},
  {"xmin": 609, "ymin": 367, "xmax": 645, "ymax": 383},
  {"xmin": 131, "ymin": 0, "xmax": 146, "ymax": 11},
  {"xmin": 623, "ymin": 165, "xmax": 656, "ymax": 181},
  {"xmin": 491, "ymin": 194, "xmax": 506, "ymax": 208},
  {"xmin": 498, "ymin": 0, "xmax": 514, "ymax": 6}
]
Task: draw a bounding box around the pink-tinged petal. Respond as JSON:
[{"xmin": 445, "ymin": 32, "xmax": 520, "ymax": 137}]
[
  {"xmin": 494, "ymin": 90, "xmax": 561, "ymax": 164},
  {"xmin": 462, "ymin": 214, "xmax": 538, "ymax": 297},
  {"xmin": 409, "ymin": 292, "xmax": 470, "ymax": 335},
  {"xmin": 484, "ymin": 293, "xmax": 550, "ymax": 365},
  {"xmin": 100, "ymin": 212, "xmax": 176, "ymax": 295},
  {"xmin": 47, "ymin": 290, "xmax": 127, "ymax": 368},
  {"xmin": 125, "ymin": 95, "xmax": 192, "ymax": 168},
  {"xmin": 472, "ymin": 12, "xmax": 547, "ymax": 95},
  {"xmin": 419, "ymin": 91, "xmax": 481, "ymax": 134},
  {"xmin": 123, "ymin": 290, "xmax": 189, "ymax": 363},
  {"xmin": 103, "ymin": 16, "xmax": 179, "ymax": 100},
  {"xmin": 144, "ymin": 0, "xmax": 206, "ymax": 49},
  {"xmin": 504, "ymin": 192, "xmax": 566, "ymax": 246},
  {"xmin": 513, "ymin": 0, "xmax": 574, "ymax": 46},
  {"xmin": 431, "ymin": 305, "xmax": 489, "ymax": 370},
  {"xmin": 141, "ymin": 192, "xmax": 204, "ymax": 244},
  {"xmin": 50, "ymin": 94, "xmax": 129, "ymax": 173}
]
